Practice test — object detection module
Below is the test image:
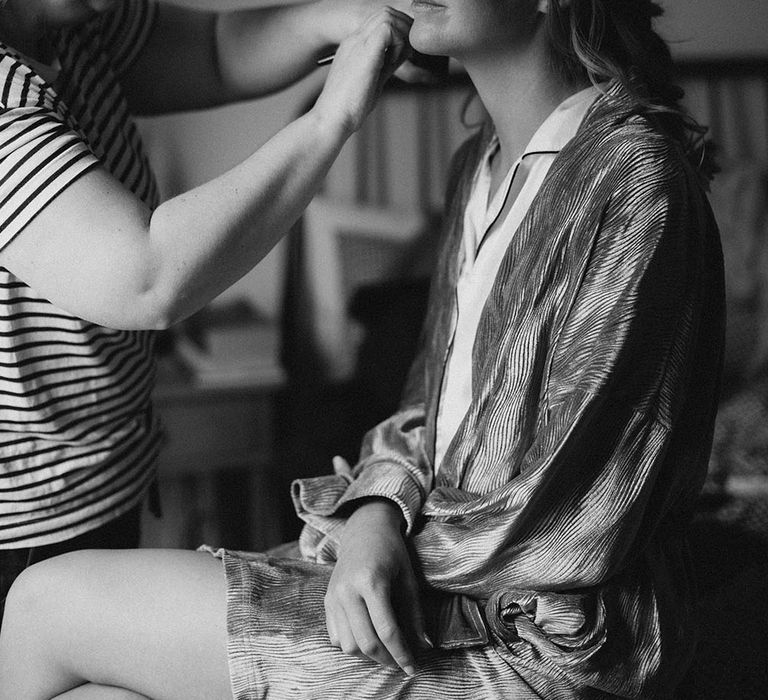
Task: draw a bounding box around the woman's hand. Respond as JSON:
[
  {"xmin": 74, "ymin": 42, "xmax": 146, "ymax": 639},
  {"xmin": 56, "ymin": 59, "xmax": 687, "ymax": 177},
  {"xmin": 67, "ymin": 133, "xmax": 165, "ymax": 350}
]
[
  {"xmin": 325, "ymin": 496, "xmax": 428, "ymax": 675},
  {"xmin": 311, "ymin": 7, "xmax": 413, "ymax": 136}
]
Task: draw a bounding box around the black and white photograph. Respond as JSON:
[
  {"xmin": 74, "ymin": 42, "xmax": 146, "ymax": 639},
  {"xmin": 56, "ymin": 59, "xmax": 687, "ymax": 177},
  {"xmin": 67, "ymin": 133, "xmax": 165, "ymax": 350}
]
[{"xmin": 0, "ymin": 0, "xmax": 766, "ymax": 697}]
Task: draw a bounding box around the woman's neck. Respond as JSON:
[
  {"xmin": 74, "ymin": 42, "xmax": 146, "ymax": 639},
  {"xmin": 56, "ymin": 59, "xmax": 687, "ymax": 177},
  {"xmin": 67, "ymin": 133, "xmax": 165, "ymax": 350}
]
[{"xmin": 462, "ymin": 27, "xmax": 584, "ymax": 177}]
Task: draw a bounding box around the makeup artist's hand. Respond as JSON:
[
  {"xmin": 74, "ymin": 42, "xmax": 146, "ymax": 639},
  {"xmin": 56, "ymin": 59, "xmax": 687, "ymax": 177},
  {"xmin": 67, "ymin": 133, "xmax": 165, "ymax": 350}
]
[
  {"xmin": 325, "ymin": 496, "xmax": 428, "ymax": 675},
  {"xmin": 317, "ymin": 0, "xmax": 439, "ymax": 84},
  {"xmin": 312, "ymin": 8, "xmax": 413, "ymax": 134}
]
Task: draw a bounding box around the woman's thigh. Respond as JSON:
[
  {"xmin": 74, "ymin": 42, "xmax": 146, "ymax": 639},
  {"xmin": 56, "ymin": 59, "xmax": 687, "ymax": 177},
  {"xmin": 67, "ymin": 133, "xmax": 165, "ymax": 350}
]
[
  {"xmin": 218, "ymin": 551, "xmax": 552, "ymax": 700},
  {"xmin": 0, "ymin": 548, "xmax": 231, "ymax": 700}
]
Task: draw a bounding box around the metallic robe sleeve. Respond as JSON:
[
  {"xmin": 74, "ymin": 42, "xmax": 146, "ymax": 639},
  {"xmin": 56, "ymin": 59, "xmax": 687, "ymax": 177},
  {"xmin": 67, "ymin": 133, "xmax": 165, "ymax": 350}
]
[{"xmin": 292, "ymin": 400, "xmax": 431, "ymax": 561}]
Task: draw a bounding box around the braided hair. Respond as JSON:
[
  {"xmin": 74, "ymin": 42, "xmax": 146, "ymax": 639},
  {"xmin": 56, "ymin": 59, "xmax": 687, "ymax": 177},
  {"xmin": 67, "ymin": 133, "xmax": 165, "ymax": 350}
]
[{"xmin": 545, "ymin": 0, "xmax": 715, "ymax": 177}]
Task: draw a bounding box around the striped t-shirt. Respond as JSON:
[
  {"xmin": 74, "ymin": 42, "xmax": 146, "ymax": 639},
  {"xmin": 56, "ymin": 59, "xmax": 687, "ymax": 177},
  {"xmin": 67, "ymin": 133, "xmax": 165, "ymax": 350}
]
[{"xmin": 0, "ymin": 0, "xmax": 162, "ymax": 548}]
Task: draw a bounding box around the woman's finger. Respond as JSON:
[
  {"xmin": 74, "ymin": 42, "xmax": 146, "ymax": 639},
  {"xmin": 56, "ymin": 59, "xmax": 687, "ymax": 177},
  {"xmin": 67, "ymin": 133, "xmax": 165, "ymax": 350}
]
[
  {"xmin": 324, "ymin": 596, "xmax": 340, "ymax": 647},
  {"xmin": 365, "ymin": 587, "xmax": 416, "ymax": 675},
  {"xmin": 343, "ymin": 595, "xmax": 400, "ymax": 668},
  {"xmin": 332, "ymin": 455, "xmax": 353, "ymax": 477},
  {"xmin": 325, "ymin": 591, "xmax": 352, "ymax": 651},
  {"xmin": 333, "ymin": 607, "xmax": 359, "ymax": 658},
  {"xmin": 397, "ymin": 560, "xmax": 431, "ymax": 650}
]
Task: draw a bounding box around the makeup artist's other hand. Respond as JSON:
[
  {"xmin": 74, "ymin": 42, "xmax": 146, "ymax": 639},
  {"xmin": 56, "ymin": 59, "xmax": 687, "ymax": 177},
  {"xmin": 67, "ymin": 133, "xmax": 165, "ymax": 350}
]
[
  {"xmin": 325, "ymin": 497, "xmax": 427, "ymax": 675},
  {"xmin": 312, "ymin": 8, "xmax": 413, "ymax": 134}
]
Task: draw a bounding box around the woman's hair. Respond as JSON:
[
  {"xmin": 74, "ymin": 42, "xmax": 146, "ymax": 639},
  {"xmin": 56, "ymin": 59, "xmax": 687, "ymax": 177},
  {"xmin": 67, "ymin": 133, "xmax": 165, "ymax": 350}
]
[{"xmin": 545, "ymin": 0, "xmax": 715, "ymax": 177}]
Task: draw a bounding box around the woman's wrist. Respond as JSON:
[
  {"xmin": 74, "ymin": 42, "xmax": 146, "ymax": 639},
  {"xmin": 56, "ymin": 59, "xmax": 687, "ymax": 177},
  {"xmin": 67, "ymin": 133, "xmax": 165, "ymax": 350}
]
[{"xmin": 347, "ymin": 497, "xmax": 406, "ymax": 533}]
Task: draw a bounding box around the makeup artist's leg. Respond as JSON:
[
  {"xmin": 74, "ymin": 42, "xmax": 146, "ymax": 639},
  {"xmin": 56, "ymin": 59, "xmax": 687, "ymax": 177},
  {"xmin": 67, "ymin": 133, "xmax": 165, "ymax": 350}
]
[{"xmin": 0, "ymin": 549, "xmax": 231, "ymax": 700}]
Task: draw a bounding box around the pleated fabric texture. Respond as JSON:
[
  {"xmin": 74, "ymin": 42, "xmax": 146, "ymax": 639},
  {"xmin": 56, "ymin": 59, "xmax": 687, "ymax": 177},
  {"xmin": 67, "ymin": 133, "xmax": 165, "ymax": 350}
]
[
  {"xmin": 215, "ymin": 82, "xmax": 725, "ymax": 699},
  {"xmin": 205, "ymin": 546, "xmax": 601, "ymax": 700}
]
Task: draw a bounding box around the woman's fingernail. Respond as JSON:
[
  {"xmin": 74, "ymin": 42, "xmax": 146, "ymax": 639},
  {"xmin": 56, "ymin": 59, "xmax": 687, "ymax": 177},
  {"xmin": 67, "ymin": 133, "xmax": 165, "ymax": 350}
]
[
  {"xmin": 403, "ymin": 664, "xmax": 417, "ymax": 676},
  {"xmin": 421, "ymin": 632, "xmax": 434, "ymax": 648}
]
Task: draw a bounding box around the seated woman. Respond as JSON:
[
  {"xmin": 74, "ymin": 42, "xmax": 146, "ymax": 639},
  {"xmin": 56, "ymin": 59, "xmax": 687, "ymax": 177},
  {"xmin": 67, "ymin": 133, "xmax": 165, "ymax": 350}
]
[{"xmin": 0, "ymin": 0, "xmax": 723, "ymax": 698}]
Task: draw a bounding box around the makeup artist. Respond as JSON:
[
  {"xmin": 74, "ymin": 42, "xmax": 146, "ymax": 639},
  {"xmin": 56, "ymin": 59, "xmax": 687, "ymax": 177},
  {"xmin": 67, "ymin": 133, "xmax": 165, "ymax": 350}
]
[{"xmin": 0, "ymin": 0, "xmax": 422, "ymax": 617}]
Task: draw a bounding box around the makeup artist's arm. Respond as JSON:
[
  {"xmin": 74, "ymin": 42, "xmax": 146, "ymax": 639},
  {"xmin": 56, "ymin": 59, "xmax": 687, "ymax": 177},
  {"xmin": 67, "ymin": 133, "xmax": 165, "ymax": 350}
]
[
  {"xmin": 0, "ymin": 10, "xmax": 412, "ymax": 330},
  {"xmin": 122, "ymin": 0, "xmax": 421, "ymax": 115}
]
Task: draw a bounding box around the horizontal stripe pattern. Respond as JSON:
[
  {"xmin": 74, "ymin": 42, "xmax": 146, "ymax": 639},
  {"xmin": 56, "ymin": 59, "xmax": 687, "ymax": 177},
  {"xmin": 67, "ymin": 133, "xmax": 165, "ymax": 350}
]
[
  {"xmin": 0, "ymin": 0, "xmax": 160, "ymax": 547},
  {"xmin": 286, "ymin": 83, "xmax": 725, "ymax": 698}
]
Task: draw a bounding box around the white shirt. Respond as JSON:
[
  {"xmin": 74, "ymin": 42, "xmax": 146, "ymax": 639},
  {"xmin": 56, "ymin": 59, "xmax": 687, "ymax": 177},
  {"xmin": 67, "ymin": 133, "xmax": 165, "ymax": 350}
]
[{"xmin": 434, "ymin": 86, "xmax": 599, "ymax": 472}]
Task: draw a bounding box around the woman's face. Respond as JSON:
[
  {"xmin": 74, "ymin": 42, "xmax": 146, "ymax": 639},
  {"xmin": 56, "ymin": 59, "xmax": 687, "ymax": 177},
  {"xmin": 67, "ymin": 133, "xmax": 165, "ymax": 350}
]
[{"xmin": 409, "ymin": 0, "xmax": 542, "ymax": 62}]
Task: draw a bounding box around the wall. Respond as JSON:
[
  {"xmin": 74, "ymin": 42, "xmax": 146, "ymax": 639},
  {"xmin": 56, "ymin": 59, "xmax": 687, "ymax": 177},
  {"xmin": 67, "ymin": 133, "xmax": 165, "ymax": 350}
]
[
  {"xmin": 660, "ymin": 0, "xmax": 768, "ymax": 59},
  {"xmin": 138, "ymin": 0, "xmax": 768, "ymax": 321}
]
